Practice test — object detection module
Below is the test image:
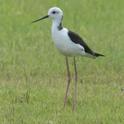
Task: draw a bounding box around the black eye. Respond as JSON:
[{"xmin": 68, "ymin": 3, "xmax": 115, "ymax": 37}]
[{"xmin": 52, "ymin": 11, "xmax": 56, "ymax": 14}]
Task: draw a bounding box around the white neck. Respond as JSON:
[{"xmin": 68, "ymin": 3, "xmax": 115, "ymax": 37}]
[
  {"xmin": 52, "ymin": 19, "xmax": 61, "ymax": 28},
  {"xmin": 51, "ymin": 16, "xmax": 63, "ymax": 32}
]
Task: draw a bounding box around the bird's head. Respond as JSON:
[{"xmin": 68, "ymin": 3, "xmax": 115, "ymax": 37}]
[
  {"xmin": 48, "ymin": 7, "xmax": 63, "ymax": 20},
  {"xmin": 32, "ymin": 7, "xmax": 63, "ymax": 23}
]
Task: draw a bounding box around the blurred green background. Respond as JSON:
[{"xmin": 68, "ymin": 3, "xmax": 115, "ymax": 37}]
[{"xmin": 0, "ymin": 0, "xmax": 124, "ymax": 124}]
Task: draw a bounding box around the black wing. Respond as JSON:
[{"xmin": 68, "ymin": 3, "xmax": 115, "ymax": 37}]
[{"xmin": 68, "ymin": 30, "xmax": 94, "ymax": 55}]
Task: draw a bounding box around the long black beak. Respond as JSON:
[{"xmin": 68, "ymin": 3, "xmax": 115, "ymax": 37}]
[{"xmin": 32, "ymin": 15, "xmax": 49, "ymax": 23}]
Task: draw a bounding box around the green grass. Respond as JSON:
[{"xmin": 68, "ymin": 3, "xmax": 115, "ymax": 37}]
[{"xmin": 0, "ymin": 0, "xmax": 124, "ymax": 123}]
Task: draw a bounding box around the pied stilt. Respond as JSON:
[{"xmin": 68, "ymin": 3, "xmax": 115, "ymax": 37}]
[{"xmin": 32, "ymin": 7, "xmax": 104, "ymax": 111}]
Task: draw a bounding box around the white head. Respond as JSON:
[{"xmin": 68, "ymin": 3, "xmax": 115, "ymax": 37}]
[
  {"xmin": 32, "ymin": 7, "xmax": 63, "ymax": 23},
  {"xmin": 48, "ymin": 7, "xmax": 63, "ymax": 20}
]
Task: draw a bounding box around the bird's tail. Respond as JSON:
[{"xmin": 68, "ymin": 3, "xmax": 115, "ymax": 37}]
[{"xmin": 94, "ymin": 52, "xmax": 104, "ymax": 57}]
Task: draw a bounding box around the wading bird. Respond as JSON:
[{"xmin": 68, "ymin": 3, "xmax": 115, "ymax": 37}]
[{"xmin": 32, "ymin": 7, "xmax": 104, "ymax": 111}]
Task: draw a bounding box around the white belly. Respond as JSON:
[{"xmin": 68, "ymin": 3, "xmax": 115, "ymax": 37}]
[{"xmin": 52, "ymin": 28, "xmax": 85, "ymax": 56}]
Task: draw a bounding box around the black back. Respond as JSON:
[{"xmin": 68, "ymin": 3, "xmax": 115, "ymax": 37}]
[{"xmin": 68, "ymin": 30, "xmax": 94, "ymax": 55}]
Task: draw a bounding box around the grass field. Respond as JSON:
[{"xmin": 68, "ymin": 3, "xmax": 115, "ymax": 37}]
[{"xmin": 0, "ymin": 0, "xmax": 124, "ymax": 123}]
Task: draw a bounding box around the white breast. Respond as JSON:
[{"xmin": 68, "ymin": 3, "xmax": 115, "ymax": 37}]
[{"xmin": 52, "ymin": 27, "xmax": 85, "ymax": 56}]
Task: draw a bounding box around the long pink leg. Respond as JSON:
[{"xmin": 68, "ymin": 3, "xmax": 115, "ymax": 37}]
[
  {"xmin": 73, "ymin": 57, "xmax": 78, "ymax": 111},
  {"xmin": 64, "ymin": 56, "xmax": 71, "ymax": 108}
]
